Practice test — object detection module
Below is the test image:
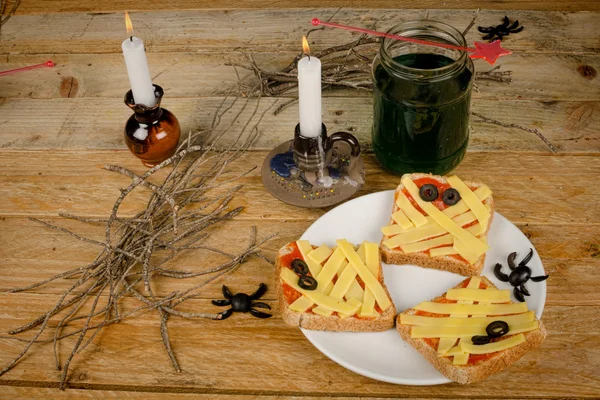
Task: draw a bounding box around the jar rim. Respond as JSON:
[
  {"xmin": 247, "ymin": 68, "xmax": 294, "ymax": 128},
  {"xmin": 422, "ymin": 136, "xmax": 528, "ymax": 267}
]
[{"xmin": 380, "ymin": 20, "xmax": 468, "ymax": 79}]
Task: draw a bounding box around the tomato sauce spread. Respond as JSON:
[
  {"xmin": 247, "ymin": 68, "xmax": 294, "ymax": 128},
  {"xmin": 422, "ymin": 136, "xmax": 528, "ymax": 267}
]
[
  {"xmin": 282, "ymin": 283, "xmax": 302, "ymax": 304},
  {"xmin": 280, "ymin": 242, "xmax": 303, "ymax": 270}
]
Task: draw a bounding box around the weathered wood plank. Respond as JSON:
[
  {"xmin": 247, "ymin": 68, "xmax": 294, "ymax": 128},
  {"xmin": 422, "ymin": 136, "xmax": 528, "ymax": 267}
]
[
  {"xmin": 1, "ymin": 51, "xmax": 599, "ymax": 101},
  {"xmin": 0, "ymin": 293, "xmax": 598, "ymax": 397},
  {"xmin": 0, "ymin": 151, "xmax": 598, "ymax": 225},
  {"xmin": 1, "ymin": 9, "xmax": 599, "ymax": 55},
  {"xmin": 0, "ymin": 217, "xmax": 599, "ymax": 306},
  {"xmin": 0, "ymin": 97, "xmax": 598, "ymax": 153},
  {"xmin": 0, "ymin": 386, "xmax": 452, "ymax": 400},
  {"xmin": 10, "ymin": 0, "xmax": 600, "ymax": 14}
]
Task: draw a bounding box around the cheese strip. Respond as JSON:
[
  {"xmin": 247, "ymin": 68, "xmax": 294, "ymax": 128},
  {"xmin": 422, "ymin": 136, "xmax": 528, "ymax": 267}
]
[
  {"xmin": 440, "ymin": 346, "xmax": 465, "ymax": 357},
  {"xmin": 329, "ymin": 261, "xmax": 358, "ymax": 300},
  {"xmin": 316, "ymin": 247, "xmax": 346, "ymax": 294},
  {"xmin": 339, "ymin": 297, "xmax": 363, "ymax": 319},
  {"xmin": 460, "ymin": 333, "xmax": 526, "ymax": 354},
  {"xmin": 382, "ymin": 211, "xmax": 478, "ymax": 248},
  {"xmin": 381, "ymin": 224, "xmax": 403, "ymax": 237},
  {"xmin": 360, "ymin": 242, "xmax": 380, "ymax": 316},
  {"xmin": 443, "ymin": 185, "xmax": 492, "ymax": 219},
  {"xmin": 288, "ymin": 296, "xmax": 313, "ymax": 313},
  {"xmin": 308, "ymin": 245, "xmax": 333, "ymax": 265},
  {"xmin": 296, "ymin": 240, "xmax": 323, "ymax": 277},
  {"xmin": 429, "ymin": 246, "xmax": 458, "ymax": 257},
  {"xmin": 280, "ymin": 268, "xmax": 357, "ymax": 314},
  {"xmin": 447, "ymin": 175, "xmax": 490, "ymax": 226},
  {"xmin": 401, "ymin": 176, "xmax": 489, "ymax": 257},
  {"xmin": 337, "ymin": 240, "xmax": 392, "ymax": 311},
  {"xmin": 312, "ymin": 306, "xmax": 333, "ymax": 316},
  {"xmin": 400, "ymin": 311, "xmax": 535, "ymax": 327},
  {"xmin": 400, "ymin": 235, "xmax": 454, "ymax": 253},
  {"xmin": 412, "ymin": 320, "xmax": 539, "ymax": 338},
  {"xmin": 446, "ymin": 288, "xmax": 511, "ymax": 303},
  {"xmin": 392, "ymin": 209, "xmax": 414, "ymax": 230},
  {"xmin": 396, "ymin": 190, "xmax": 428, "ymax": 227},
  {"xmin": 453, "ymin": 237, "xmax": 481, "ymax": 265},
  {"xmin": 413, "ymin": 301, "xmax": 529, "ymax": 315}
]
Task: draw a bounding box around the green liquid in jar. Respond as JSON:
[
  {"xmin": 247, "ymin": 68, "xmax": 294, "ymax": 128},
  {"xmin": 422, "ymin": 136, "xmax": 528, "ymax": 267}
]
[{"xmin": 372, "ymin": 53, "xmax": 473, "ymax": 175}]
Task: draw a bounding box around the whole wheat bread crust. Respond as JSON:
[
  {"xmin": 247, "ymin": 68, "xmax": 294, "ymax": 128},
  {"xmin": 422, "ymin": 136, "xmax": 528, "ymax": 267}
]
[
  {"xmin": 276, "ymin": 243, "xmax": 396, "ymax": 332},
  {"xmin": 380, "ymin": 173, "xmax": 495, "ymax": 276},
  {"xmin": 396, "ymin": 276, "xmax": 547, "ymax": 384}
]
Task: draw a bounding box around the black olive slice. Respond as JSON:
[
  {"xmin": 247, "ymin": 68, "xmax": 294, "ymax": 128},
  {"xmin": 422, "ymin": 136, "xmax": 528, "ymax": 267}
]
[
  {"xmin": 507, "ymin": 252, "xmax": 517, "ymax": 270},
  {"xmin": 478, "ymin": 26, "xmax": 494, "ymax": 33},
  {"xmin": 494, "ymin": 263, "xmax": 509, "ymax": 282},
  {"xmin": 222, "ymin": 284, "xmax": 233, "ymax": 299},
  {"xmin": 471, "ymin": 335, "xmax": 491, "ymax": 345},
  {"xmin": 442, "ymin": 188, "xmax": 461, "ymax": 206},
  {"xmin": 509, "ymin": 266, "xmax": 531, "ymax": 286},
  {"xmin": 486, "ymin": 321, "xmax": 509, "ymax": 338},
  {"xmin": 519, "ymin": 283, "xmax": 531, "ymax": 296},
  {"xmin": 511, "ymin": 26, "xmax": 524, "ymax": 33},
  {"xmin": 249, "ymin": 309, "xmax": 272, "ymax": 318},
  {"xmin": 482, "ymin": 32, "xmax": 495, "ymax": 40},
  {"xmin": 502, "ymin": 16, "xmax": 510, "ymax": 27},
  {"xmin": 419, "ymin": 184, "xmax": 439, "ymax": 202},
  {"xmin": 252, "ymin": 302, "xmax": 271, "ymax": 310},
  {"xmin": 531, "ymin": 274, "xmax": 549, "ymax": 282},
  {"xmin": 291, "ymin": 259, "xmax": 309, "ymax": 276},
  {"xmin": 298, "ymin": 275, "xmax": 317, "ymax": 291},
  {"xmin": 518, "ymin": 248, "xmax": 534, "ymax": 267},
  {"xmin": 514, "ymin": 287, "xmax": 526, "ymax": 302},
  {"xmin": 507, "ymin": 20, "xmax": 520, "ymax": 30}
]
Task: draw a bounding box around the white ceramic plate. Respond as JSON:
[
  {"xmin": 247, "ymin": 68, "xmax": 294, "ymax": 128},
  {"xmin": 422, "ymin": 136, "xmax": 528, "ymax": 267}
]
[{"xmin": 300, "ymin": 190, "xmax": 547, "ymax": 385}]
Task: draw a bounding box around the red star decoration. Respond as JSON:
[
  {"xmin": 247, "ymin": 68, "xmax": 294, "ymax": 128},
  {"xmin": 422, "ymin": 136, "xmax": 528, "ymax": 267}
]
[{"xmin": 469, "ymin": 40, "xmax": 512, "ymax": 65}]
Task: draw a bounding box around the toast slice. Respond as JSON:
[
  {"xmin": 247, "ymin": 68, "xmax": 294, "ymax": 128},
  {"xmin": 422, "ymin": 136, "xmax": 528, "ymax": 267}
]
[
  {"xmin": 397, "ymin": 276, "xmax": 546, "ymax": 384},
  {"xmin": 380, "ymin": 173, "xmax": 495, "ymax": 276},
  {"xmin": 276, "ymin": 239, "xmax": 396, "ymax": 332}
]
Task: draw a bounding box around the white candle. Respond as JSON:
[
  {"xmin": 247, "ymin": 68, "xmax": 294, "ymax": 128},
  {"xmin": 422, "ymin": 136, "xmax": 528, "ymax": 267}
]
[
  {"xmin": 122, "ymin": 13, "xmax": 156, "ymax": 107},
  {"xmin": 297, "ymin": 37, "xmax": 322, "ymax": 138}
]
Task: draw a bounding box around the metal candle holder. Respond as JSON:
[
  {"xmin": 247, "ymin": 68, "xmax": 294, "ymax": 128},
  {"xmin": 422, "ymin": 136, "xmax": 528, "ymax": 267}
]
[{"xmin": 261, "ymin": 123, "xmax": 365, "ymax": 208}]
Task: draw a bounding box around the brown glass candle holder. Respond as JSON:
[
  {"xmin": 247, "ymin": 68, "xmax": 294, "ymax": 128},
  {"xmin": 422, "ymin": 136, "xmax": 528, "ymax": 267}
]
[{"xmin": 124, "ymin": 85, "xmax": 181, "ymax": 167}]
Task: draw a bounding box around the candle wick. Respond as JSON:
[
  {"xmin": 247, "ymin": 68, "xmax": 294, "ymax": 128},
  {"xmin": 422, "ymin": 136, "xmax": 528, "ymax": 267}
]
[
  {"xmin": 130, "ymin": 36, "xmax": 133, "ymax": 41},
  {"xmin": 307, "ymin": 54, "xmax": 311, "ymax": 61}
]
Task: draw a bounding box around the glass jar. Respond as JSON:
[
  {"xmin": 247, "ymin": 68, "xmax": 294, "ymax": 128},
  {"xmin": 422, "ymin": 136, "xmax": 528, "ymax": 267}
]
[{"xmin": 372, "ymin": 20, "xmax": 474, "ymax": 175}]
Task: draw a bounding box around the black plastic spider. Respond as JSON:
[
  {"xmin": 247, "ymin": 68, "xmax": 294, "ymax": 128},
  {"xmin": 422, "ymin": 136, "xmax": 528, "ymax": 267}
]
[
  {"xmin": 478, "ymin": 16, "xmax": 524, "ymax": 42},
  {"xmin": 212, "ymin": 283, "xmax": 272, "ymax": 319},
  {"xmin": 493, "ymin": 249, "xmax": 549, "ymax": 302}
]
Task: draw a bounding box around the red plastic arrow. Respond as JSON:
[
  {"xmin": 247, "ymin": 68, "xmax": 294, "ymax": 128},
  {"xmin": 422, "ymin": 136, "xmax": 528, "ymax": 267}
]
[{"xmin": 311, "ymin": 18, "xmax": 512, "ymax": 65}]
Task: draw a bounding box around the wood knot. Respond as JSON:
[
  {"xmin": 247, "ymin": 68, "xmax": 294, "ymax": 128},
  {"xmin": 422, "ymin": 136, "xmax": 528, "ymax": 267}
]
[
  {"xmin": 577, "ymin": 65, "xmax": 597, "ymax": 80},
  {"xmin": 59, "ymin": 77, "xmax": 79, "ymax": 98}
]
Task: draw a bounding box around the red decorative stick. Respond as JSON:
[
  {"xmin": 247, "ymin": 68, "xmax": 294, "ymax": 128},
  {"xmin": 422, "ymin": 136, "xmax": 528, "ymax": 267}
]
[
  {"xmin": 0, "ymin": 60, "xmax": 55, "ymax": 77},
  {"xmin": 311, "ymin": 18, "xmax": 511, "ymax": 65}
]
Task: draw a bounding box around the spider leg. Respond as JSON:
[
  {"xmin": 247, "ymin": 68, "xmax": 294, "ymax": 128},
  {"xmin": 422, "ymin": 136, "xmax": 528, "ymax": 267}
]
[
  {"xmin": 482, "ymin": 32, "xmax": 496, "ymax": 40},
  {"xmin": 507, "ymin": 252, "xmax": 518, "ymax": 270},
  {"xmin": 494, "ymin": 263, "xmax": 509, "ymax": 282},
  {"xmin": 501, "ymin": 16, "xmax": 510, "ymax": 27},
  {"xmin": 478, "ymin": 26, "xmax": 494, "ymax": 33},
  {"xmin": 250, "ymin": 308, "xmax": 272, "ymax": 319},
  {"xmin": 252, "ymin": 302, "xmax": 271, "ymax": 310},
  {"xmin": 218, "ymin": 308, "xmax": 234, "ymax": 320},
  {"xmin": 249, "ymin": 283, "xmax": 268, "ymax": 300},
  {"xmin": 507, "ymin": 20, "xmax": 520, "ymax": 30},
  {"xmin": 519, "ymin": 283, "xmax": 531, "ymax": 296},
  {"xmin": 531, "ymin": 274, "xmax": 549, "ymax": 282},
  {"xmin": 222, "ymin": 284, "xmax": 233, "ymax": 300},
  {"xmin": 212, "ymin": 299, "xmax": 231, "ymax": 307},
  {"xmin": 510, "ymin": 26, "xmax": 524, "ymax": 33},
  {"xmin": 518, "ymin": 248, "xmax": 534, "ymax": 267},
  {"xmin": 513, "ymin": 287, "xmax": 526, "ymax": 302}
]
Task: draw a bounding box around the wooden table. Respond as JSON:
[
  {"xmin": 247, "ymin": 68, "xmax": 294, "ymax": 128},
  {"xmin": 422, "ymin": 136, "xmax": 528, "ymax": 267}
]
[{"xmin": 1, "ymin": 0, "xmax": 599, "ymax": 398}]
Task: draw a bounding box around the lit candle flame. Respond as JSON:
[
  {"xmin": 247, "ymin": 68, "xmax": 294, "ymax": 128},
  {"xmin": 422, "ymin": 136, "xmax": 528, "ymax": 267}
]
[
  {"xmin": 125, "ymin": 12, "xmax": 134, "ymax": 35},
  {"xmin": 302, "ymin": 35, "xmax": 310, "ymax": 55}
]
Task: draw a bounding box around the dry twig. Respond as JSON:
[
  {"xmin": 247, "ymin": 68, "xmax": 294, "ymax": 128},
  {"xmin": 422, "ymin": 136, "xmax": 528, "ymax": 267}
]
[{"xmin": 0, "ymin": 91, "xmax": 277, "ymax": 388}]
